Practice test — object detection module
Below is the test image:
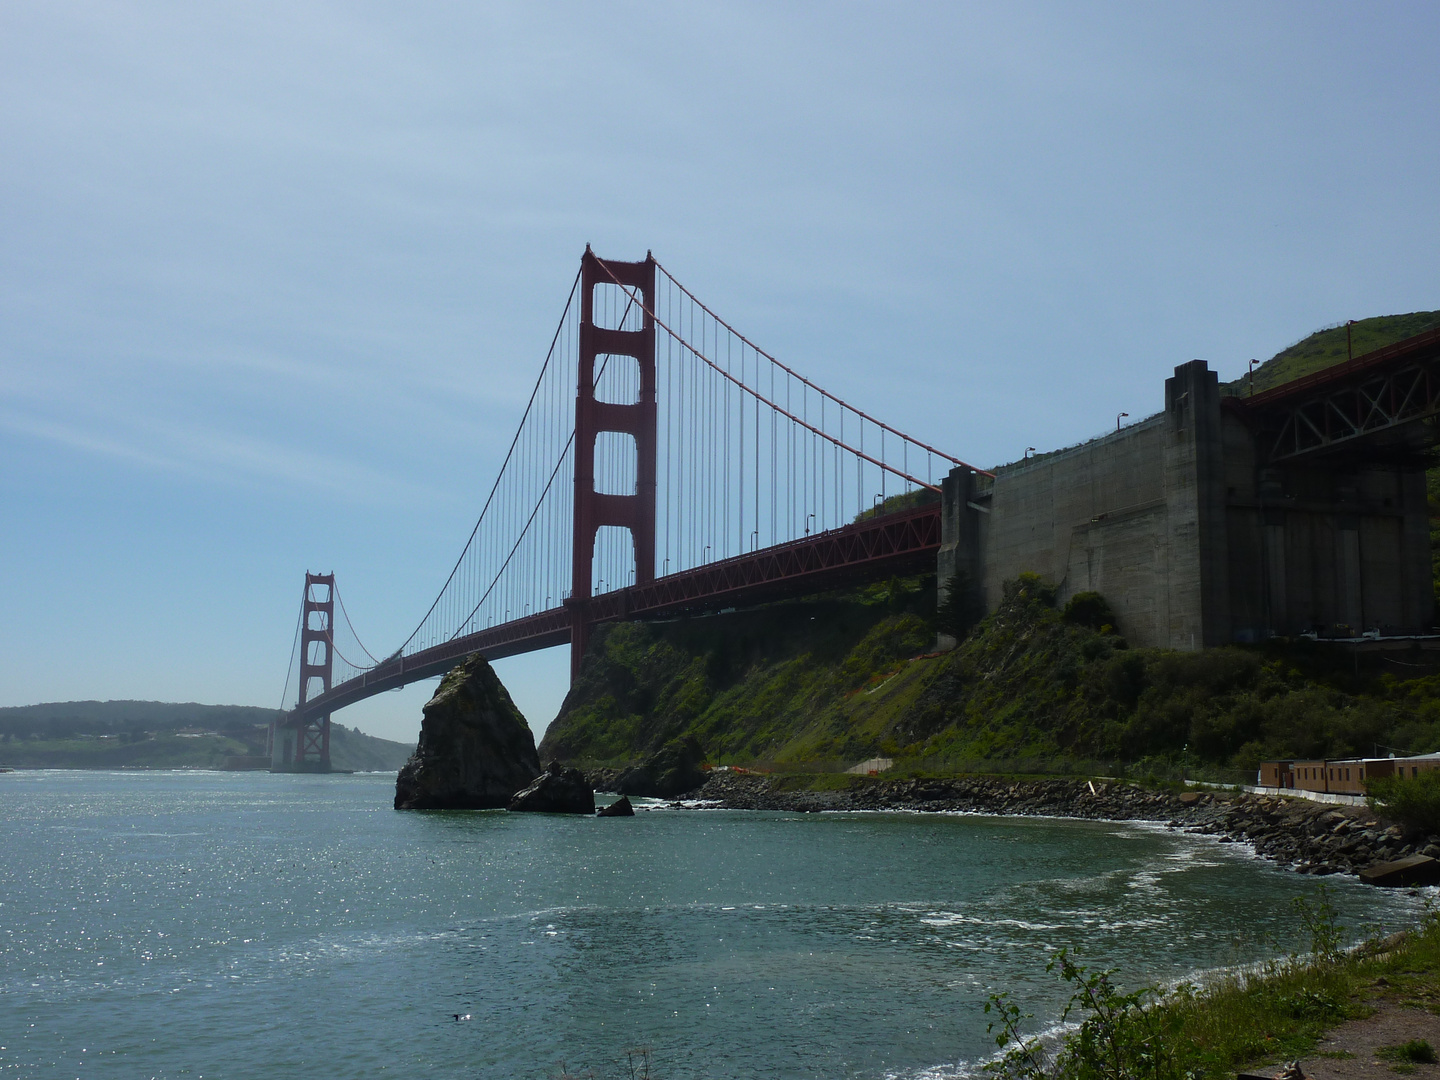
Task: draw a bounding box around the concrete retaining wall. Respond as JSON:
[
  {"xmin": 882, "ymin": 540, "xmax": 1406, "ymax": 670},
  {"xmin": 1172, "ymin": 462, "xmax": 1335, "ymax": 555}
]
[{"xmin": 940, "ymin": 360, "xmax": 1434, "ymax": 649}]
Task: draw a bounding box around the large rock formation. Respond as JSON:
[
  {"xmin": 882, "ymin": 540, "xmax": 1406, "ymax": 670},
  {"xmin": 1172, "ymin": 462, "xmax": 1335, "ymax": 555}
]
[
  {"xmin": 614, "ymin": 735, "xmax": 708, "ymax": 798},
  {"xmin": 394, "ymin": 654, "xmax": 541, "ymax": 810},
  {"xmin": 507, "ymin": 761, "xmax": 595, "ymax": 814}
]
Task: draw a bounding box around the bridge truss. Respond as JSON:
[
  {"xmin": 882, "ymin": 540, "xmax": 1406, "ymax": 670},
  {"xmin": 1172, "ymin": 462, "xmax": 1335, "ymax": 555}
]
[{"xmin": 1235, "ymin": 327, "xmax": 1440, "ymax": 463}]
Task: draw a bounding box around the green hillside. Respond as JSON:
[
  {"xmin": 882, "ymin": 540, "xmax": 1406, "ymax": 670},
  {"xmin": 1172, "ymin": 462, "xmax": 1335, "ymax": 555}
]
[
  {"xmin": 541, "ymin": 574, "xmax": 1440, "ymax": 780},
  {"xmin": 0, "ymin": 700, "xmax": 413, "ymax": 771},
  {"xmin": 539, "ymin": 578, "xmax": 939, "ymax": 767},
  {"xmin": 1225, "ymin": 310, "xmax": 1440, "ymax": 396}
]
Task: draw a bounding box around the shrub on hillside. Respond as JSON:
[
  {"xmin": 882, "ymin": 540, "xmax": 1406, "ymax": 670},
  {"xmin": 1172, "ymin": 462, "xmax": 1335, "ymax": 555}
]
[
  {"xmin": 1366, "ymin": 770, "xmax": 1440, "ymax": 834},
  {"xmin": 1062, "ymin": 591, "xmax": 1114, "ymax": 631},
  {"xmin": 936, "ymin": 571, "xmax": 985, "ymax": 640},
  {"xmin": 1004, "ymin": 571, "xmax": 1057, "ymax": 609}
]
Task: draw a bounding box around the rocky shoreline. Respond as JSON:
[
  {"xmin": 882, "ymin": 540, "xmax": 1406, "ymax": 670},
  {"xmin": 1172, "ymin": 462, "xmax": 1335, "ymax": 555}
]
[{"xmin": 659, "ymin": 771, "xmax": 1440, "ymax": 883}]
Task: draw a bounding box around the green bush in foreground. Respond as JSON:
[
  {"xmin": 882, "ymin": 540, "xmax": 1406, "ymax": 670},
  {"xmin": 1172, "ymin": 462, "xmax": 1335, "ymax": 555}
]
[
  {"xmin": 985, "ymin": 885, "xmax": 1439, "ymax": 1080},
  {"xmin": 1366, "ymin": 769, "xmax": 1440, "ymax": 834}
]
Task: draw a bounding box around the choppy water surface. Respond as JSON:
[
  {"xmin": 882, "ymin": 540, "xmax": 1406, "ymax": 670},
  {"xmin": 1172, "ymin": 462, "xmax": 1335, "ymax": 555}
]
[{"xmin": 0, "ymin": 772, "xmax": 1425, "ymax": 1079}]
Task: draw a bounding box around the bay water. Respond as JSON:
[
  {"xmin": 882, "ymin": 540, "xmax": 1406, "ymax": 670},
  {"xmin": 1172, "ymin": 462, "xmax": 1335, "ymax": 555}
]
[{"xmin": 0, "ymin": 771, "xmax": 1425, "ymax": 1079}]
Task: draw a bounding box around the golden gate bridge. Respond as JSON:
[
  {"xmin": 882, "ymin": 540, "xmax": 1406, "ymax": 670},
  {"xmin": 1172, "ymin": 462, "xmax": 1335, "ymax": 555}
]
[{"xmin": 271, "ymin": 247, "xmax": 986, "ymax": 769}]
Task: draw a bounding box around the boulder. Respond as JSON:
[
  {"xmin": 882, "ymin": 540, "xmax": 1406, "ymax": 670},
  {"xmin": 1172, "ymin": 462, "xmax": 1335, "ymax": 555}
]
[
  {"xmin": 614, "ymin": 735, "xmax": 708, "ymax": 798},
  {"xmin": 597, "ymin": 794, "xmax": 635, "ymax": 817},
  {"xmin": 1358, "ymin": 854, "xmax": 1440, "ymax": 887},
  {"xmin": 508, "ymin": 761, "xmax": 595, "ymax": 814},
  {"xmin": 394, "ymin": 654, "xmax": 541, "ymax": 810}
]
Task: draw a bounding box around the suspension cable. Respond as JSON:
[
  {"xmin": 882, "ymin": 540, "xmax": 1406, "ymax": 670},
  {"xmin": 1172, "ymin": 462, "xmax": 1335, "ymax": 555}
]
[
  {"xmin": 594, "ymin": 259, "xmax": 960, "ymax": 492},
  {"xmin": 333, "ymin": 581, "xmax": 380, "ymax": 665},
  {"xmin": 651, "ymin": 256, "xmax": 984, "ymax": 474},
  {"xmin": 275, "ymin": 585, "xmax": 305, "ymax": 715},
  {"xmin": 449, "ymin": 291, "xmax": 640, "ymax": 630},
  {"xmin": 396, "ymin": 265, "xmax": 582, "ymax": 654}
]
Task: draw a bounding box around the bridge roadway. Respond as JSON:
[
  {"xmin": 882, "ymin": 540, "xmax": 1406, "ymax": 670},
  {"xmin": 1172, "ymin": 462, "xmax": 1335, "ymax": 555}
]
[{"xmin": 295, "ymin": 501, "xmax": 942, "ymax": 722}]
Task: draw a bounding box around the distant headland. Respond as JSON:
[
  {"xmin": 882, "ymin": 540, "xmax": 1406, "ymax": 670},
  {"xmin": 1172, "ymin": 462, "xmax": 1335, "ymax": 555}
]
[{"xmin": 0, "ymin": 700, "xmax": 413, "ymax": 771}]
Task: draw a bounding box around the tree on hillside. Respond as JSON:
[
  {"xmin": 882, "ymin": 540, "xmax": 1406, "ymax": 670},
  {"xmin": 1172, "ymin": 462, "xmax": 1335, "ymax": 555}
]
[{"xmin": 937, "ymin": 571, "xmax": 985, "ymax": 641}]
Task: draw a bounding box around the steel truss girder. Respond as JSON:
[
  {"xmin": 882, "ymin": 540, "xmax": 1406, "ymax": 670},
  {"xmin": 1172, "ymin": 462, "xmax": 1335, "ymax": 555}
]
[
  {"xmin": 1235, "ymin": 327, "xmax": 1440, "ymax": 464},
  {"xmin": 1264, "ymin": 360, "xmax": 1439, "ymax": 461}
]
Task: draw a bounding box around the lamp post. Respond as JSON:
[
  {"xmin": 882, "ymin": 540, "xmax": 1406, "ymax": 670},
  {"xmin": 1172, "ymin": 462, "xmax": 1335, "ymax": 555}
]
[
  {"xmin": 1024, "ymin": 446, "xmax": 1035, "ymax": 460},
  {"xmin": 1248, "ymin": 358, "xmax": 1259, "ymax": 396},
  {"xmin": 1116, "ymin": 411, "xmax": 1129, "ymax": 432}
]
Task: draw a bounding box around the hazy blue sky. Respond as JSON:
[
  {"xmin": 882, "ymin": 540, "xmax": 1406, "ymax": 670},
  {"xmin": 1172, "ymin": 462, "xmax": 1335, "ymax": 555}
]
[{"xmin": 3, "ymin": 2, "xmax": 1438, "ymax": 745}]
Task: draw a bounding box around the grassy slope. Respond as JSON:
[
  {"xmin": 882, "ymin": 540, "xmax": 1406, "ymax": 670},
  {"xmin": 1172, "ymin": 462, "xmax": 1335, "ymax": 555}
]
[
  {"xmin": 541, "ymin": 575, "xmax": 1440, "ymax": 775},
  {"xmin": 997, "ymin": 899, "xmax": 1440, "ymax": 1080},
  {"xmin": 539, "ymin": 579, "xmax": 940, "ymax": 766},
  {"xmin": 1224, "ymin": 310, "xmax": 1440, "ymax": 396}
]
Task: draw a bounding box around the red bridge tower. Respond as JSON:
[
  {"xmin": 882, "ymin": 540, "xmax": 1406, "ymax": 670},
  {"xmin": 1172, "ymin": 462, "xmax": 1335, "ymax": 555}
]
[
  {"xmin": 569, "ymin": 249, "xmax": 657, "ymax": 679},
  {"xmin": 272, "ymin": 572, "xmax": 334, "ymax": 770}
]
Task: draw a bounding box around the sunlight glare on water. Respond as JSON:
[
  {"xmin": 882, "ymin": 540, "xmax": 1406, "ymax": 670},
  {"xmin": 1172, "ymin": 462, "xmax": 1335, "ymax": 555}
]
[{"xmin": 0, "ymin": 771, "xmax": 1424, "ymax": 1079}]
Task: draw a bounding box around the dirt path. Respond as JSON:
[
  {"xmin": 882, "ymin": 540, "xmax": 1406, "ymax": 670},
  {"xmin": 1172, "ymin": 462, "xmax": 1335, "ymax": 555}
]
[{"xmin": 1294, "ymin": 1001, "xmax": 1440, "ymax": 1079}]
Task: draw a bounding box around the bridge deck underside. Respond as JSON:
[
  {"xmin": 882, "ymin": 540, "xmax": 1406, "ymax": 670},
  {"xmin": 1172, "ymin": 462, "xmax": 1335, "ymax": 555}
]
[{"xmin": 297, "ymin": 503, "xmax": 941, "ymax": 721}]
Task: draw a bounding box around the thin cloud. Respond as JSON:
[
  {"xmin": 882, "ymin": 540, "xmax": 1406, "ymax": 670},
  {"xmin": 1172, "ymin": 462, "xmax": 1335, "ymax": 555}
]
[{"xmin": 0, "ymin": 406, "xmax": 440, "ymax": 506}]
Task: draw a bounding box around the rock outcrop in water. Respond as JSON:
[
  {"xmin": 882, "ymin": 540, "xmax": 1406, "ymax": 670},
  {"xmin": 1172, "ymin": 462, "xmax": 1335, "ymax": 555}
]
[
  {"xmin": 612, "ymin": 735, "xmax": 708, "ymax": 798},
  {"xmin": 394, "ymin": 654, "xmax": 541, "ymax": 810},
  {"xmin": 597, "ymin": 794, "xmax": 635, "ymax": 817},
  {"xmin": 507, "ymin": 761, "xmax": 594, "ymax": 814}
]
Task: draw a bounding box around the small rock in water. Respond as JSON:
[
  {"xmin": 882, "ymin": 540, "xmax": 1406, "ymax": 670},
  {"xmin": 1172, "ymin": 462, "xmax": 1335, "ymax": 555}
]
[
  {"xmin": 596, "ymin": 794, "xmax": 635, "ymax": 817},
  {"xmin": 508, "ymin": 762, "xmax": 595, "ymax": 814}
]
